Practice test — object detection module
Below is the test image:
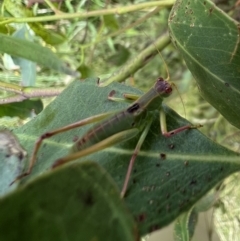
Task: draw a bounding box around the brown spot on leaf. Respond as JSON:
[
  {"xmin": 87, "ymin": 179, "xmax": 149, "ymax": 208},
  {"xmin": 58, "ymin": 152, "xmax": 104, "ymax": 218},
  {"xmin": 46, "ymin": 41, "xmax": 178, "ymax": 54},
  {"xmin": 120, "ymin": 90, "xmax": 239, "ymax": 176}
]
[
  {"xmin": 81, "ymin": 191, "xmax": 94, "ymax": 207},
  {"xmin": 160, "ymin": 153, "xmax": 166, "ymax": 160},
  {"xmin": 168, "ymin": 144, "xmax": 175, "ymax": 149},
  {"xmin": 136, "ymin": 213, "xmax": 146, "ymax": 222}
]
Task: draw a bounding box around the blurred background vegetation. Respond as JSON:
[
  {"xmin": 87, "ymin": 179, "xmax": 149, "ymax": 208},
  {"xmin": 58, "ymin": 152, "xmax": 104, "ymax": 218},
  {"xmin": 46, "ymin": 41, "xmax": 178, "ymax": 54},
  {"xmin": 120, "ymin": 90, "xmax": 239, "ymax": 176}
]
[{"xmin": 0, "ymin": 1, "xmax": 240, "ymax": 240}]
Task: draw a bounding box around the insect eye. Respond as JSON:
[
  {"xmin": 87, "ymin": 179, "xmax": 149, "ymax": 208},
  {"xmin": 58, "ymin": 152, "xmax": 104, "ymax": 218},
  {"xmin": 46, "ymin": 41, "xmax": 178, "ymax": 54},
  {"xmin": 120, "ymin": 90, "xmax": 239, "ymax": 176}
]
[{"xmin": 165, "ymin": 87, "xmax": 172, "ymax": 93}]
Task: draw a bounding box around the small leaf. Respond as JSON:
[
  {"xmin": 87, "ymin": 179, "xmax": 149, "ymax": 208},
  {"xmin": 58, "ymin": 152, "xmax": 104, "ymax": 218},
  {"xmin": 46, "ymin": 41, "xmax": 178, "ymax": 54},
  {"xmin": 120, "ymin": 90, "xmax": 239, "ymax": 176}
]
[
  {"xmin": 31, "ymin": 26, "xmax": 66, "ymax": 46},
  {"xmin": 168, "ymin": 0, "xmax": 240, "ymax": 129},
  {"xmin": 195, "ymin": 188, "xmax": 218, "ymax": 212},
  {"xmin": 107, "ymin": 44, "xmax": 131, "ymax": 66},
  {"xmin": 0, "ymin": 161, "xmax": 138, "ymax": 241},
  {"xmin": 13, "ymin": 56, "xmax": 36, "ymax": 86},
  {"xmin": 103, "ymin": 14, "xmax": 119, "ymax": 31},
  {"xmin": 78, "ymin": 64, "xmax": 96, "ymax": 79},
  {"xmin": 0, "ymin": 130, "xmax": 26, "ymax": 196},
  {"xmin": 214, "ymin": 174, "xmax": 240, "ymax": 240},
  {"xmin": 12, "ymin": 26, "xmax": 36, "ymax": 86},
  {"xmin": 174, "ymin": 209, "xmax": 198, "ymax": 241},
  {"xmin": 0, "ymin": 99, "xmax": 43, "ymax": 119}
]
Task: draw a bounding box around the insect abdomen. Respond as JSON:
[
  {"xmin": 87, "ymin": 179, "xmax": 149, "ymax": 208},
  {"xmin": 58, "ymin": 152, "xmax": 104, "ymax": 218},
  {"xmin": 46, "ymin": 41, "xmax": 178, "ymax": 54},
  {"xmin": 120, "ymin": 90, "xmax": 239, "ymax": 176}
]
[{"xmin": 71, "ymin": 110, "xmax": 136, "ymax": 152}]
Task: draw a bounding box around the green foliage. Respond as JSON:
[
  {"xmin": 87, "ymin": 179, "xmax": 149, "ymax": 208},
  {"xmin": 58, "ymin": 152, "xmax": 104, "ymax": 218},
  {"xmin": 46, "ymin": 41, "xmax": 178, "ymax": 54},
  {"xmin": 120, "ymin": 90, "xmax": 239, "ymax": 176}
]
[
  {"xmin": 169, "ymin": 0, "xmax": 240, "ymax": 129},
  {"xmin": 0, "ymin": 161, "xmax": 137, "ymax": 241},
  {"xmin": 174, "ymin": 208, "xmax": 198, "ymax": 241},
  {"xmin": 0, "ymin": 33, "xmax": 78, "ymax": 76},
  {"xmin": 214, "ymin": 174, "xmax": 240, "ymax": 240},
  {"xmin": 4, "ymin": 0, "xmax": 66, "ymax": 45},
  {"xmin": 0, "ymin": 78, "xmax": 239, "ymax": 238},
  {"xmin": 0, "ymin": 130, "xmax": 26, "ymax": 197},
  {"xmin": 0, "ymin": 99, "xmax": 43, "ymax": 118},
  {"xmin": 0, "ymin": 0, "xmax": 240, "ymax": 240}
]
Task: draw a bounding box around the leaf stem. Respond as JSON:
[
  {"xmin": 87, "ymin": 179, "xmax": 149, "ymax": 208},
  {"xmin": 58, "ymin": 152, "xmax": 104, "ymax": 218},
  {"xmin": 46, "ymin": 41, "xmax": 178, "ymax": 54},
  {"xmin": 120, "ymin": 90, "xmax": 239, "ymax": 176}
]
[
  {"xmin": 99, "ymin": 33, "xmax": 171, "ymax": 86},
  {"xmin": 0, "ymin": 81, "xmax": 64, "ymax": 104},
  {"xmin": 0, "ymin": 1, "xmax": 175, "ymax": 25}
]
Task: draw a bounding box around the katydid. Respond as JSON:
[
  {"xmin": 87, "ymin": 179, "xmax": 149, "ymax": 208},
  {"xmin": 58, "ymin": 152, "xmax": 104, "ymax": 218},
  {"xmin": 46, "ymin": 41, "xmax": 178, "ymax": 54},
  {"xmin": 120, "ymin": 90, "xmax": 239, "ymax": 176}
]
[{"xmin": 12, "ymin": 77, "xmax": 201, "ymax": 197}]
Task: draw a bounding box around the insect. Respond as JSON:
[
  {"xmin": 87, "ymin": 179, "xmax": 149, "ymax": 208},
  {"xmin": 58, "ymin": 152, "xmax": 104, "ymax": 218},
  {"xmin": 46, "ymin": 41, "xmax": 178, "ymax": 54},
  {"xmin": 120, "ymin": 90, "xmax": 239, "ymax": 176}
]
[{"xmin": 13, "ymin": 74, "xmax": 202, "ymax": 197}]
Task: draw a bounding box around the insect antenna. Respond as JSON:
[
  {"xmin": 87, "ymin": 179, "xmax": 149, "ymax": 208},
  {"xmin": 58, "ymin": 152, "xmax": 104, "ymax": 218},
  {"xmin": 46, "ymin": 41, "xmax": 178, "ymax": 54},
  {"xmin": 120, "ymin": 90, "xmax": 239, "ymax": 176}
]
[
  {"xmin": 171, "ymin": 82, "xmax": 186, "ymax": 118},
  {"xmin": 143, "ymin": 30, "xmax": 186, "ymax": 118}
]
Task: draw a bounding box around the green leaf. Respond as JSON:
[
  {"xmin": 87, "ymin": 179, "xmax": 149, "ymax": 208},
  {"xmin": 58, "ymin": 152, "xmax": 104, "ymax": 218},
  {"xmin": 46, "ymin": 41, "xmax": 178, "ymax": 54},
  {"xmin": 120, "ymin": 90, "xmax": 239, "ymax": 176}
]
[
  {"xmin": 174, "ymin": 209, "xmax": 198, "ymax": 241},
  {"xmin": 194, "ymin": 188, "xmax": 218, "ymax": 212},
  {"xmin": 3, "ymin": 78, "xmax": 240, "ymax": 236},
  {"xmin": 0, "ymin": 130, "xmax": 26, "ymax": 196},
  {"xmin": 12, "ymin": 26, "xmax": 36, "ymax": 86},
  {"xmin": 107, "ymin": 44, "xmax": 131, "ymax": 66},
  {"xmin": 214, "ymin": 174, "xmax": 240, "ymax": 240},
  {"xmin": 103, "ymin": 14, "xmax": 119, "ymax": 31},
  {"xmin": 30, "ymin": 26, "xmax": 66, "ymax": 46},
  {"xmin": 0, "ymin": 99, "xmax": 43, "ymax": 119},
  {"xmin": 168, "ymin": 0, "xmax": 240, "ymax": 129},
  {"xmin": 0, "ymin": 33, "xmax": 79, "ymax": 77},
  {"xmin": 0, "ymin": 161, "xmax": 138, "ymax": 241},
  {"xmin": 0, "ymin": 17, "xmax": 15, "ymax": 34},
  {"xmin": 4, "ymin": 0, "xmax": 65, "ymax": 45},
  {"xmin": 12, "ymin": 55, "xmax": 36, "ymax": 86},
  {"xmin": 78, "ymin": 64, "xmax": 96, "ymax": 79}
]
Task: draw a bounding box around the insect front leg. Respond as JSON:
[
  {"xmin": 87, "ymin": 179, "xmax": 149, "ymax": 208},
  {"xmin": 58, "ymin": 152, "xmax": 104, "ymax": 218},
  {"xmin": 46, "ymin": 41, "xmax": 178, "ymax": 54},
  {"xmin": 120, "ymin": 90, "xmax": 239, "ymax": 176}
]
[
  {"xmin": 108, "ymin": 90, "xmax": 141, "ymax": 102},
  {"xmin": 159, "ymin": 109, "xmax": 202, "ymax": 137}
]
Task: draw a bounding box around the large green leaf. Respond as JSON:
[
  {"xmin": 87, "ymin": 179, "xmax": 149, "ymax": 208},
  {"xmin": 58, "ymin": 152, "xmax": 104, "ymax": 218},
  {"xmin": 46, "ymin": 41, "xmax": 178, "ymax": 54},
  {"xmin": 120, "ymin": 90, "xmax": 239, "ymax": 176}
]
[
  {"xmin": 0, "ymin": 161, "xmax": 137, "ymax": 241},
  {"xmin": 2, "ymin": 78, "xmax": 240, "ymax": 236},
  {"xmin": 168, "ymin": 0, "xmax": 240, "ymax": 129}
]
